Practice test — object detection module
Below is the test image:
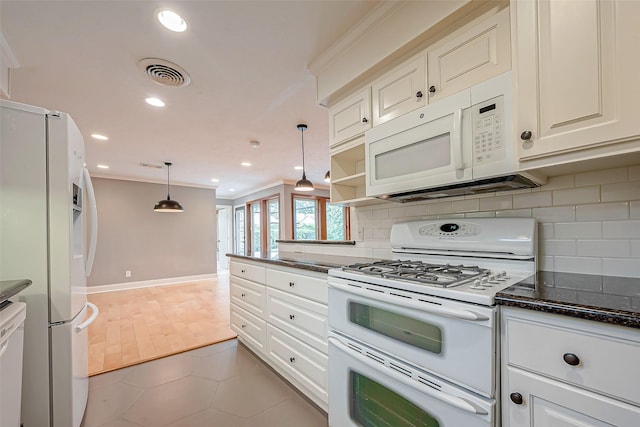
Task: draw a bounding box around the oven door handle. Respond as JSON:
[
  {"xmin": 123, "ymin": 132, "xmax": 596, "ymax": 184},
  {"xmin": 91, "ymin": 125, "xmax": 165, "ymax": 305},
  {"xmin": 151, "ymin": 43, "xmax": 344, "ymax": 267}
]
[
  {"xmin": 329, "ymin": 336, "xmax": 488, "ymax": 415},
  {"xmin": 329, "ymin": 281, "xmax": 489, "ymax": 321}
]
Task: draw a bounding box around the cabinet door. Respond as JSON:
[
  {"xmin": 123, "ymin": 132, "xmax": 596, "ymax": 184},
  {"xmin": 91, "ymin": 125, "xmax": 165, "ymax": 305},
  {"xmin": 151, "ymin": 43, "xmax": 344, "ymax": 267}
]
[
  {"xmin": 515, "ymin": 0, "xmax": 640, "ymax": 162},
  {"xmin": 427, "ymin": 7, "xmax": 510, "ymax": 103},
  {"xmin": 328, "ymin": 87, "xmax": 371, "ymax": 147},
  {"xmin": 371, "ymin": 54, "xmax": 426, "ymax": 126},
  {"xmin": 504, "ymin": 367, "xmax": 640, "ymax": 427}
]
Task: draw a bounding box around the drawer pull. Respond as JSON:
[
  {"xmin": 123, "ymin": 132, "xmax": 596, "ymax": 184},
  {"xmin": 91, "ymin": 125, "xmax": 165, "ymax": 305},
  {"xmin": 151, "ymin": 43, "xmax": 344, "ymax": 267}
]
[
  {"xmin": 289, "ymin": 314, "xmax": 295, "ymax": 320},
  {"xmin": 510, "ymin": 392, "xmax": 523, "ymax": 405},
  {"xmin": 289, "ymin": 281, "xmax": 295, "ymax": 287},
  {"xmin": 241, "ymin": 293, "xmax": 246, "ymax": 298},
  {"xmin": 563, "ymin": 353, "xmax": 580, "ymax": 366},
  {"xmin": 289, "ymin": 356, "xmax": 296, "ymax": 363},
  {"xmin": 241, "ymin": 269, "xmax": 246, "ymax": 273},
  {"xmin": 241, "ymin": 324, "xmax": 246, "ymax": 329}
]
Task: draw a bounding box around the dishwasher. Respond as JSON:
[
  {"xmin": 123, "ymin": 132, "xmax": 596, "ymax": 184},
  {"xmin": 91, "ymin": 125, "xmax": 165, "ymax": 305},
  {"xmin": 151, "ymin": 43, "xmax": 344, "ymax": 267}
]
[{"xmin": 0, "ymin": 302, "xmax": 27, "ymax": 427}]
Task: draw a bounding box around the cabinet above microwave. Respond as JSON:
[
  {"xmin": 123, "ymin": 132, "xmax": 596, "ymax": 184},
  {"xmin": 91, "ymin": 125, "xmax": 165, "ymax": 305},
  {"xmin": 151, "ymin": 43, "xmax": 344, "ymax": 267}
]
[{"xmin": 365, "ymin": 72, "xmax": 545, "ymax": 202}]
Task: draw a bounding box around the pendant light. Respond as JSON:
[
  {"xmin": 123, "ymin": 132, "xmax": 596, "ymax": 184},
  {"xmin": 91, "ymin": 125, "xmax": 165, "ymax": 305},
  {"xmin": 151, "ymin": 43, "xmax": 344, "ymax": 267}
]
[
  {"xmin": 294, "ymin": 124, "xmax": 314, "ymax": 192},
  {"xmin": 324, "ymin": 170, "xmax": 331, "ymax": 183},
  {"xmin": 154, "ymin": 162, "xmax": 184, "ymax": 212}
]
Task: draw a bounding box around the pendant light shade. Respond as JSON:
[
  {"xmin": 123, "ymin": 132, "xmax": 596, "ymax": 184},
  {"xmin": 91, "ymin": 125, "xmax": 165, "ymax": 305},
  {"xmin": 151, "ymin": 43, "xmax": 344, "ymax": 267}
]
[
  {"xmin": 295, "ymin": 123, "xmax": 314, "ymax": 192},
  {"xmin": 324, "ymin": 170, "xmax": 330, "ymax": 183},
  {"xmin": 154, "ymin": 162, "xmax": 184, "ymax": 212}
]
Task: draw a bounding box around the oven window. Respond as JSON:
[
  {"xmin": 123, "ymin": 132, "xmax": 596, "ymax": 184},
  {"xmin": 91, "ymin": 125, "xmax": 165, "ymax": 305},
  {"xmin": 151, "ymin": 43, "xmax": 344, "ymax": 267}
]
[
  {"xmin": 349, "ymin": 302, "xmax": 443, "ymax": 354},
  {"xmin": 350, "ymin": 371, "xmax": 440, "ymax": 427}
]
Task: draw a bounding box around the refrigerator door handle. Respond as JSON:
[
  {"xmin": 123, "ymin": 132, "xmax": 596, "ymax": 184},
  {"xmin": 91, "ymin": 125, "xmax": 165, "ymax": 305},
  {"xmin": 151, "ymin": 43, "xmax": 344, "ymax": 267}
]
[
  {"xmin": 82, "ymin": 167, "xmax": 98, "ymax": 276},
  {"xmin": 75, "ymin": 302, "xmax": 99, "ymax": 332}
]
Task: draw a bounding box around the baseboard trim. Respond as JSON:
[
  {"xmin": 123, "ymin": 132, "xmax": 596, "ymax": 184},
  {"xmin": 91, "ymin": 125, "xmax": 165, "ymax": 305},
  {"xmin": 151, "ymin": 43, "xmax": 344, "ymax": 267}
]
[{"xmin": 87, "ymin": 273, "xmax": 218, "ymax": 294}]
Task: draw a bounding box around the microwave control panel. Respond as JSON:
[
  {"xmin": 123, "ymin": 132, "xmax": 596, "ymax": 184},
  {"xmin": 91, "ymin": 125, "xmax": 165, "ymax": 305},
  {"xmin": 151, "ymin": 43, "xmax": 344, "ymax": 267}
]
[{"xmin": 472, "ymin": 95, "xmax": 505, "ymax": 165}]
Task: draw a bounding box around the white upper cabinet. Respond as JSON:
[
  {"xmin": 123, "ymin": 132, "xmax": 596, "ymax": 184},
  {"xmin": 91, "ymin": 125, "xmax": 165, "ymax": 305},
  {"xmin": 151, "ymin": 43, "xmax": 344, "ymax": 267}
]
[
  {"xmin": 514, "ymin": 0, "xmax": 640, "ymax": 163},
  {"xmin": 427, "ymin": 6, "xmax": 511, "ymax": 103},
  {"xmin": 328, "ymin": 87, "xmax": 371, "ymax": 147},
  {"xmin": 371, "ymin": 54, "xmax": 426, "ymax": 126}
]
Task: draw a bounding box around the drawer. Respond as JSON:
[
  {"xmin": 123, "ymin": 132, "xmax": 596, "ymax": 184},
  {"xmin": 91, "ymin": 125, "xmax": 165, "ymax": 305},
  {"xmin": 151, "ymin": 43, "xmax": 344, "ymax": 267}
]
[
  {"xmin": 266, "ymin": 325, "xmax": 328, "ymax": 404},
  {"xmin": 230, "ymin": 260, "xmax": 265, "ymax": 284},
  {"xmin": 231, "ymin": 304, "xmax": 266, "ymax": 354},
  {"xmin": 230, "ymin": 277, "xmax": 266, "ymax": 318},
  {"xmin": 503, "ymin": 308, "xmax": 640, "ymax": 405},
  {"xmin": 266, "ymin": 268, "xmax": 328, "ymax": 304},
  {"xmin": 266, "ymin": 288, "xmax": 328, "ymax": 354}
]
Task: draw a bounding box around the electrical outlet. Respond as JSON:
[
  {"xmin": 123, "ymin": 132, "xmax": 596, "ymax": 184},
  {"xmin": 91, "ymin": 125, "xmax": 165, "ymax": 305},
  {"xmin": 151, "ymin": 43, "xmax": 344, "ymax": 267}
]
[{"xmin": 125, "ymin": 270, "xmax": 131, "ymax": 278}]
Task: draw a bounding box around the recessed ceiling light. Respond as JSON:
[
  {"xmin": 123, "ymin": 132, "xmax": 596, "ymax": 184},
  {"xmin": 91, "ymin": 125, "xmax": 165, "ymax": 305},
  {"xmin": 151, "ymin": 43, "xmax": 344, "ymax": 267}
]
[
  {"xmin": 97, "ymin": 164, "xmax": 109, "ymax": 169},
  {"xmin": 157, "ymin": 9, "xmax": 188, "ymax": 32},
  {"xmin": 145, "ymin": 97, "xmax": 165, "ymax": 107},
  {"xmin": 211, "ymin": 178, "xmax": 219, "ymax": 183},
  {"xmin": 91, "ymin": 133, "xmax": 109, "ymax": 141},
  {"xmin": 241, "ymin": 162, "xmax": 251, "ymax": 167},
  {"xmin": 294, "ymin": 166, "xmax": 303, "ymax": 170},
  {"xmin": 229, "ymin": 189, "xmax": 236, "ymax": 192}
]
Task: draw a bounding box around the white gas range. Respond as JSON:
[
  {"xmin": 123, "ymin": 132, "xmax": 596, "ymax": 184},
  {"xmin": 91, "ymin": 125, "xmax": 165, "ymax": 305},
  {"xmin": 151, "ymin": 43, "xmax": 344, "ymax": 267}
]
[{"xmin": 327, "ymin": 218, "xmax": 536, "ymax": 427}]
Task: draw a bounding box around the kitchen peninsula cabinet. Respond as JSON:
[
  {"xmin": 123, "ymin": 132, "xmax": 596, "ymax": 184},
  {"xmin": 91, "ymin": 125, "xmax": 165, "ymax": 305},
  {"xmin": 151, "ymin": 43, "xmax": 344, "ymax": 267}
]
[
  {"xmin": 501, "ymin": 307, "xmax": 640, "ymax": 426},
  {"xmin": 514, "ymin": 0, "xmax": 640, "ymax": 167},
  {"xmin": 229, "ymin": 258, "xmax": 329, "ymax": 411}
]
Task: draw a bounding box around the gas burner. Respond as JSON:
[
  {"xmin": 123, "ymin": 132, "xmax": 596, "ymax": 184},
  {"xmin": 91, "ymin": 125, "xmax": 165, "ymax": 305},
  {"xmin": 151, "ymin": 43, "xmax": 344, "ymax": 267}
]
[{"xmin": 342, "ymin": 260, "xmax": 490, "ymax": 287}]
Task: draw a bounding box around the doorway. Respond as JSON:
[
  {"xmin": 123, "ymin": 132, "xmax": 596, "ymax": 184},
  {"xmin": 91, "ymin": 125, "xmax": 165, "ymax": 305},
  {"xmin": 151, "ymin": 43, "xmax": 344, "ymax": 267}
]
[{"xmin": 216, "ymin": 206, "xmax": 232, "ymax": 271}]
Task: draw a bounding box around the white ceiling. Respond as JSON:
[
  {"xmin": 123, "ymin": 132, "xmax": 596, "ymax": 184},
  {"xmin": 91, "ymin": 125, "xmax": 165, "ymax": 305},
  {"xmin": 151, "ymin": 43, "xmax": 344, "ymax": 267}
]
[{"xmin": 1, "ymin": 1, "xmax": 379, "ymax": 198}]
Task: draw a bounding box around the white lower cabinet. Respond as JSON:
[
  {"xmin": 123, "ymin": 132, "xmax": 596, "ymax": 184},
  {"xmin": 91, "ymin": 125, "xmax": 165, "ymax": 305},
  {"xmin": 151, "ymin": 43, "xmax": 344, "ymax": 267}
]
[
  {"xmin": 501, "ymin": 307, "xmax": 640, "ymax": 427},
  {"xmin": 229, "ymin": 259, "xmax": 328, "ymax": 411},
  {"xmin": 230, "ymin": 304, "xmax": 266, "ymax": 354},
  {"xmin": 266, "ymin": 325, "xmax": 328, "ymax": 410}
]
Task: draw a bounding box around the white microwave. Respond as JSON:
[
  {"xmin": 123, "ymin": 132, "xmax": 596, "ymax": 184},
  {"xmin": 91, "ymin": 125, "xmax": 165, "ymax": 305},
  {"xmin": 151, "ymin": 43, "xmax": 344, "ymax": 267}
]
[{"xmin": 365, "ymin": 71, "xmax": 545, "ymax": 201}]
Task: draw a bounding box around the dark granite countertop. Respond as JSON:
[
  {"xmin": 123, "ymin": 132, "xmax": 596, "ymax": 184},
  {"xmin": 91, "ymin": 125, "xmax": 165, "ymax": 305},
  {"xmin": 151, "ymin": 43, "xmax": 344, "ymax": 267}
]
[
  {"xmin": 1, "ymin": 279, "xmax": 32, "ymax": 310},
  {"xmin": 276, "ymin": 240, "xmax": 356, "ymax": 245},
  {"xmin": 496, "ymin": 271, "xmax": 640, "ymax": 329},
  {"xmin": 226, "ymin": 252, "xmax": 376, "ymax": 273}
]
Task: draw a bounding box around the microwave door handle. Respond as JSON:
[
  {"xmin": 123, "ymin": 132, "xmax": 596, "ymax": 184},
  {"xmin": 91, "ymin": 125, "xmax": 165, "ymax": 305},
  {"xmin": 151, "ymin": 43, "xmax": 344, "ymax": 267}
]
[
  {"xmin": 452, "ymin": 108, "xmax": 464, "ymax": 170},
  {"xmin": 329, "ymin": 281, "xmax": 488, "ymax": 321},
  {"xmin": 328, "ymin": 336, "xmax": 488, "ymax": 416}
]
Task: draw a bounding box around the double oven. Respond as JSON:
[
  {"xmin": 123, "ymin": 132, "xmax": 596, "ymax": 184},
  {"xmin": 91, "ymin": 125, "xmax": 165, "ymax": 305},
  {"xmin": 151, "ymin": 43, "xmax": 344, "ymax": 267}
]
[{"xmin": 327, "ymin": 218, "xmax": 536, "ymax": 427}]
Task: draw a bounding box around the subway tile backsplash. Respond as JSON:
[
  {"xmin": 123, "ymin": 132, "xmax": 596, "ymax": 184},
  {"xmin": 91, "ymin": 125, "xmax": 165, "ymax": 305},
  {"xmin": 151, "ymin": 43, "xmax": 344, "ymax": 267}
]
[{"xmin": 281, "ymin": 165, "xmax": 640, "ymax": 278}]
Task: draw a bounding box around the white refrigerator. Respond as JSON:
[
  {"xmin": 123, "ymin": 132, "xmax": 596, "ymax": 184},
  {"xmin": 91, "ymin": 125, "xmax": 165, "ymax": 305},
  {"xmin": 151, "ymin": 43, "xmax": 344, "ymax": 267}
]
[{"xmin": 0, "ymin": 99, "xmax": 99, "ymax": 427}]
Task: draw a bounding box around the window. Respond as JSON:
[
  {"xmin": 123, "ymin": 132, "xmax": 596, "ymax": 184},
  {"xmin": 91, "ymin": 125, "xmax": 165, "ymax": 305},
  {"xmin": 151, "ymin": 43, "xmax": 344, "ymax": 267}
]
[
  {"xmin": 246, "ymin": 195, "xmax": 280, "ymax": 257},
  {"xmin": 234, "ymin": 206, "xmax": 245, "ymax": 255},
  {"xmin": 292, "ymin": 195, "xmax": 350, "ymax": 240}
]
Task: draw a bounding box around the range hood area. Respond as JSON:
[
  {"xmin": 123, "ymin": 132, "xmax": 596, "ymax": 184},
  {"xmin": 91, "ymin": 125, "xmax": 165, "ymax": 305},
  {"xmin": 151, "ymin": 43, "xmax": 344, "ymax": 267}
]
[{"xmin": 376, "ymin": 173, "xmax": 543, "ymax": 203}]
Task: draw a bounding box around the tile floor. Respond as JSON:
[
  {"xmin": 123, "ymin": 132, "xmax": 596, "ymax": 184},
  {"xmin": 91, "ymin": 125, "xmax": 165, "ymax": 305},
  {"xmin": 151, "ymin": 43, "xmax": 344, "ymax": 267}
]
[{"xmin": 81, "ymin": 339, "xmax": 328, "ymax": 427}]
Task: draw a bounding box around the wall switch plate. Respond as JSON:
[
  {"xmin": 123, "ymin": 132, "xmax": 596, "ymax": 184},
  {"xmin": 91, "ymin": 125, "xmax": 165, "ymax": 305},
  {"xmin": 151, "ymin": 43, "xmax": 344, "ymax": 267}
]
[{"xmin": 125, "ymin": 270, "xmax": 131, "ymax": 278}]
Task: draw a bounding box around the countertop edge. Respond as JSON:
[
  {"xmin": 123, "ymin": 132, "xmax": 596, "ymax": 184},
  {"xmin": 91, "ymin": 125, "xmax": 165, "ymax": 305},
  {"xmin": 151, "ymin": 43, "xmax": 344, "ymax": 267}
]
[
  {"xmin": 495, "ymin": 294, "xmax": 640, "ymax": 329},
  {"xmin": 226, "ymin": 254, "xmax": 336, "ymax": 273}
]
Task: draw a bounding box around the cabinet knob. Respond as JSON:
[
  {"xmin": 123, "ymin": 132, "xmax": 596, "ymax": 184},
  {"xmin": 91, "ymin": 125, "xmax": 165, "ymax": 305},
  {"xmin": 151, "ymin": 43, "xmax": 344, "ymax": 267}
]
[
  {"xmin": 416, "ymin": 91, "xmax": 423, "ymax": 99},
  {"xmin": 241, "ymin": 269, "xmax": 246, "ymax": 273},
  {"xmin": 563, "ymin": 353, "xmax": 580, "ymax": 366},
  {"xmin": 361, "ymin": 117, "xmax": 368, "ymax": 124},
  {"xmin": 289, "ymin": 281, "xmax": 295, "ymax": 287},
  {"xmin": 289, "ymin": 314, "xmax": 295, "ymax": 320},
  {"xmin": 289, "ymin": 357, "xmax": 296, "ymax": 363},
  {"xmin": 510, "ymin": 392, "xmax": 524, "ymax": 405},
  {"xmin": 520, "ymin": 130, "xmax": 533, "ymax": 141},
  {"xmin": 428, "ymin": 85, "xmax": 436, "ymax": 94},
  {"xmin": 241, "ymin": 324, "xmax": 246, "ymax": 329}
]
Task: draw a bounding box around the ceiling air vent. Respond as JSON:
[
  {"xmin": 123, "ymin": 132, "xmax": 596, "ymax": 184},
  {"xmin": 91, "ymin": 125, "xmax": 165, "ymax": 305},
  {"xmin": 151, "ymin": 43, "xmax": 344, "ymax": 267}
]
[{"xmin": 138, "ymin": 58, "xmax": 191, "ymax": 88}]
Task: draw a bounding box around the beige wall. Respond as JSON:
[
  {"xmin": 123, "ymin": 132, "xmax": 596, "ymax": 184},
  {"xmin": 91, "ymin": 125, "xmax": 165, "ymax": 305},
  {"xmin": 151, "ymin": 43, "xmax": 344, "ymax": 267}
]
[{"xmin": 88, "ymin": 178, "xmax": 217, "ymax": 287}]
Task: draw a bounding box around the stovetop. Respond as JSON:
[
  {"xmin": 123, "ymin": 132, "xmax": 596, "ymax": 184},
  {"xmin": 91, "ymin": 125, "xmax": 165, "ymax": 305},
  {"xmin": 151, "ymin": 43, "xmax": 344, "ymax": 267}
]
[{"xmin": 342, "ymin": 260, "xmax": 492, "ymax": 288}]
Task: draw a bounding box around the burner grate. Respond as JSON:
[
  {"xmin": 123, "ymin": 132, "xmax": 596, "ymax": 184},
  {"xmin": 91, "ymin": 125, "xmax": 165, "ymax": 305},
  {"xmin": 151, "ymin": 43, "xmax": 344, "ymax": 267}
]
[{"xmin": 342, "ymin": 260, "xmax": 490, "ymax": 287}]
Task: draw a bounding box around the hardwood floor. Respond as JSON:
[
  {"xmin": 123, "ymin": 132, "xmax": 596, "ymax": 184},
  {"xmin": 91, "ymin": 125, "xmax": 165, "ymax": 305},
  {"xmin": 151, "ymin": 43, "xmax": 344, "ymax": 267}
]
[{"xmin": 88, "ymin": 272, "xmax": 236, "ymax": 376}]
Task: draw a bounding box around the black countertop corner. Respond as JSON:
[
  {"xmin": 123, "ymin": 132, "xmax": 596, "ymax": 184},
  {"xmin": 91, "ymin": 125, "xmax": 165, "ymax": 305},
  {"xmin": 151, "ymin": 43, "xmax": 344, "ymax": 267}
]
[
  {"xmin": 496, "ymin": 271, "xmax": 640, "ymax": 329},
  {"xmin": 0, "ymin": 279, "xmax": 32, "ymax": 308}
]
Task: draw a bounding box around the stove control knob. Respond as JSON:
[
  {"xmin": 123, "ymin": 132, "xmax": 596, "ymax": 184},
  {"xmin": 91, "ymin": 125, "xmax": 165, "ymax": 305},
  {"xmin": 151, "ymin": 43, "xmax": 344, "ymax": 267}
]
[{"xmin": 470, "ymin": 280, "xmax": 485, "ymax": 289}]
